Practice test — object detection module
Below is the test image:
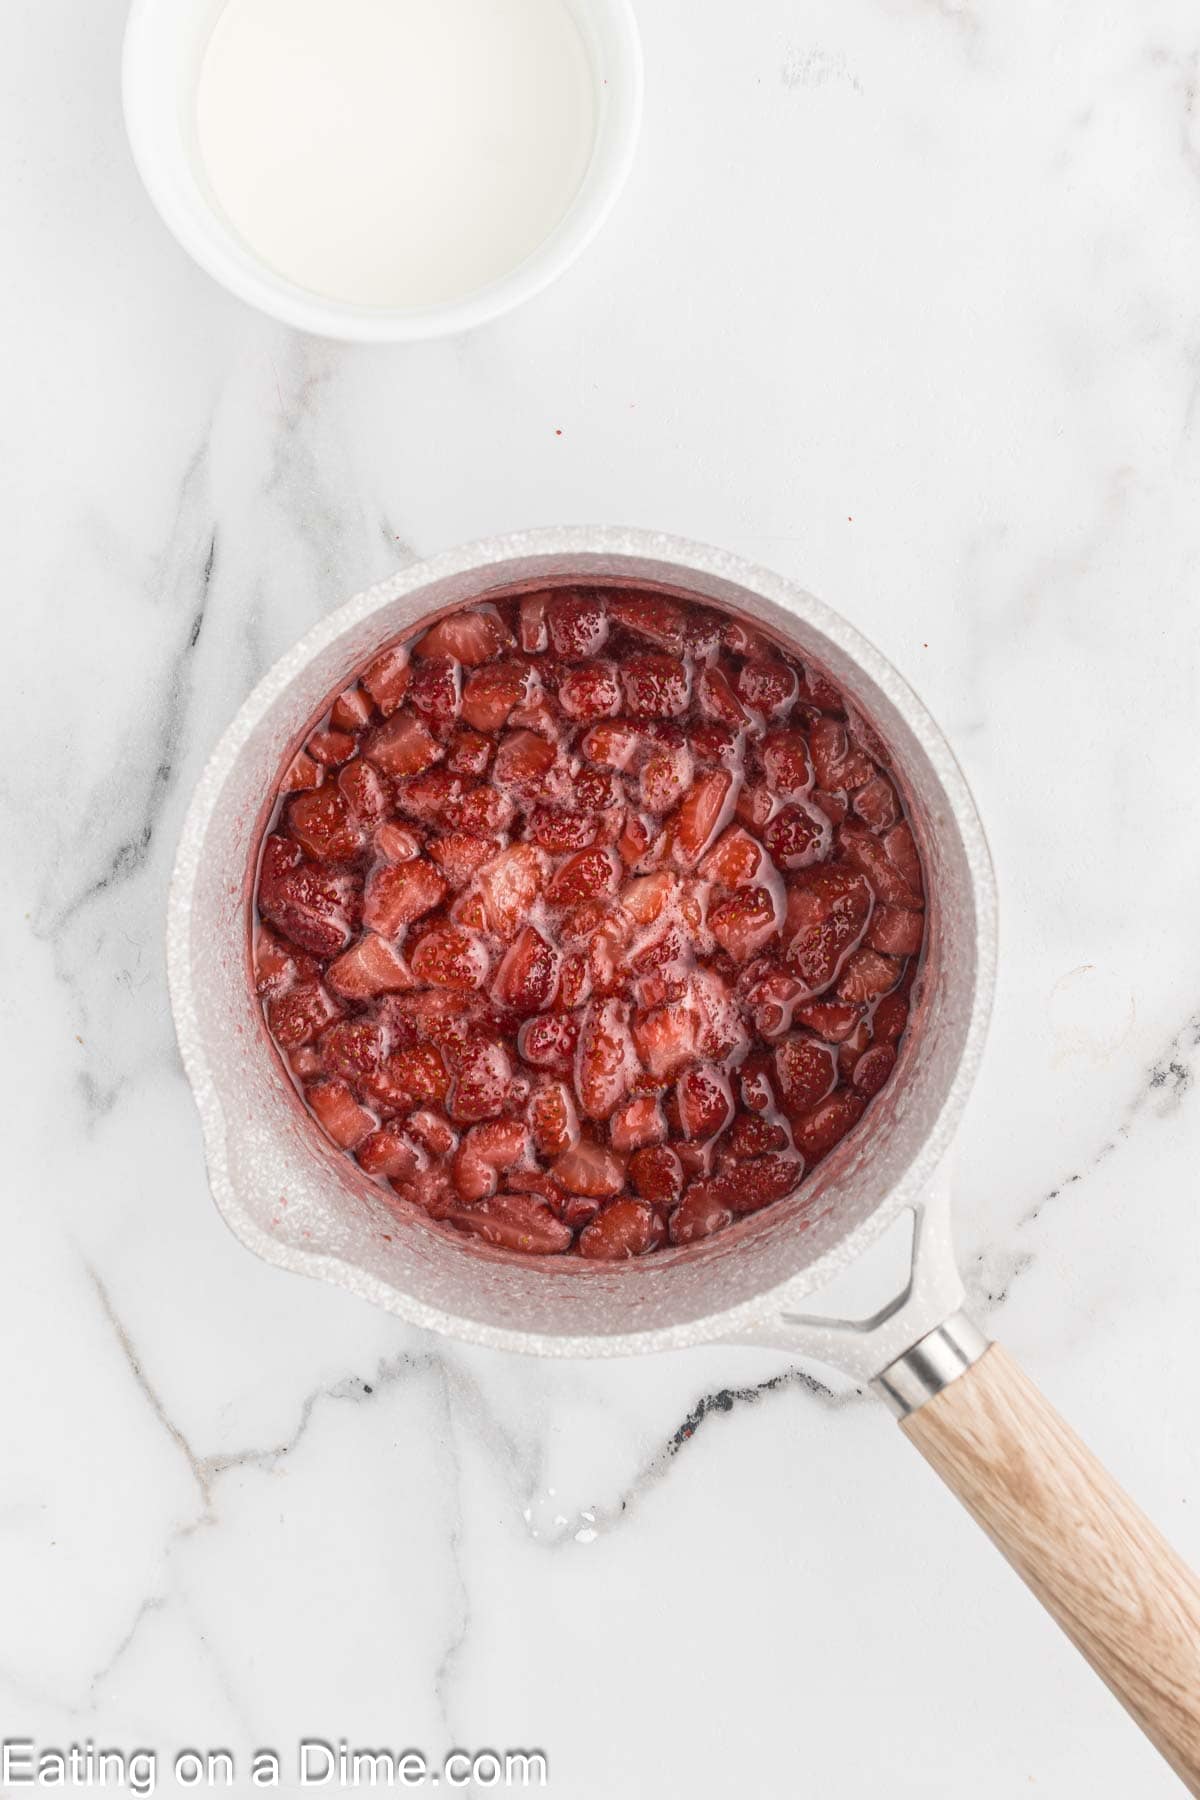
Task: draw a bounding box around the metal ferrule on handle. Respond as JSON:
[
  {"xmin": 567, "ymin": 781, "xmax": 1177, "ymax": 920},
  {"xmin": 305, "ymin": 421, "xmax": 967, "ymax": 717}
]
[{"xmin": 871, "ymin": 1311, "xmax": 991, "ymax": 1417}]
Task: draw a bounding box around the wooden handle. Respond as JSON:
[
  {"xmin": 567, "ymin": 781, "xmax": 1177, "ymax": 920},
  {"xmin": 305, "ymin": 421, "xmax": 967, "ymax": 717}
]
[{"xmin": 902, "ymin": 1343, "xmax": 1200, "ymax": 1792}]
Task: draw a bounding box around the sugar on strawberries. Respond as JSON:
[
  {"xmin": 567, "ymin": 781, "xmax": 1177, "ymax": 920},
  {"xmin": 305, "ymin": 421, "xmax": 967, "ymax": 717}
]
[{"xmin": 253, "ymin": 586, "xmax": 927, "ymax": 1258}]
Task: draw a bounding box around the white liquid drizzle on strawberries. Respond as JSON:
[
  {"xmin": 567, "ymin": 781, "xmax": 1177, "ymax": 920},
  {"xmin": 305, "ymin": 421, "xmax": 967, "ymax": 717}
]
[{"xmin": 252, "ymin": 587, "xmax": 927, "ymax": 1260}]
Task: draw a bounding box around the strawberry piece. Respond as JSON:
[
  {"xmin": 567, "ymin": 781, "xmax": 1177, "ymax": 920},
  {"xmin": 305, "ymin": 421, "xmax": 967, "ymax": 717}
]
[
  {"xmin": 837, "ymin": 948, "xmax": 902, "ymax": 1003},
  {"xmin": 457, "ymin": 787, "xmax": 516, "ymax": 837},
  {"xmin": 631, "ymin": 1002, "xmax": 699, "ymax": 1080},
  {"xmin": 708, "ymin": 886, "xmax": 778, "ymax": 962},
  {"xmin": 669, "ymin": 1186, "xmax": 734, "ymax": 1245},
  {"xmin": 494, "ymin": 925, "xmax": 559, "ymax": 1013},
  {"xmin": 282, "ymin": 751, "xmax": 322, "ymax": 792},
  {"xmin": 697, "ymin": 666, "xmax": 750, "ymax": 726},
  {"xmin": 866, "ymin": 904, "xmax": 924, "ymax": 957},
  {"xmin": 330, "ymin": 685, "xmax": 374, "ymax": 732},
  {"xmin": 327, "ymin": 933, "xmax": 415, "ymax": 1000},
  {"xmin": 547, "ymin": 592, "xmax": 609, "ymax": 658},
  {"xmin": 363, "ymin": 858, "xmax": 447, "ymax": 934},
  {"xmin": 734, "ymin": 783, "xmax": 773, "ymax": 833},
  {"xmin": 742, "ymin": 964, "xmax": 803, "ymax": 1039},
  {"xmin": 374, "ymin": 822, "xmax": 422, "ymax": 861},
  {"xmin": 628, "ymin": 1144, "xmax": 684, "ymax": 1203},
  {"xmin": 409, "ymin": 655, "xmax": 461, "ymax": 728},
  {"xmin": 406, "ymin": 1109, "xmax": 458, "ymax": 1156},
  {"xmin": 415, "ymin": 607, "xmax": 510, "ymax": 666},
  {"xmin": 883, "ymin": 821, "xmax": 924, "ymax": 898},
  {"xmin": 774, "ymin": 1034, "xmax": 838, "ymax": 1112},
  {"xmin": 557, "ymin": 660, "xmax": 621, "ymax": 721},
  {"xmin": 737, "ymin": 1052, "xmax": 778, "ymax": 1113},
  {"xmin": 557, "ymin": 951, "xmax": 592, "ymax": 1010},
  {"xmin": 392, "ymin": 769, "xmax": 465, "ymax": 825},
  {"xmin": 305, "ymin": 1078, "xmax": 375, "ymax": 1150},
  {"xmin": 546, "ymin": 846, "xmax": 620, "ymax": 907},
  {"xmin": 736, "ymin": 658, "xmax": 798, "ymax": 715},
  {"xmin": 365, "ymin": 710, "xmax": 442, "ymax": 777},
  {"xmin": 852, "ymin": 775, "xmax": 900, "ymax": 833},
  {"xmin": 700, "ymin": 825, "xmax": 765, "ymax": 888},
  {"xmin": 494, "ymin": 729, "xmax": 556, "ymax": 791},
  {"xmin": 451, "ymin": 1193, "xmax": 572, "ymax": 1254},
  {"xmin": 517, "ymin": 1010, "xmax": 579, "ymax": 1073},
  {"xmin": 461, "ymin": 660, "xmax": 529, "ymax": 731},
  {"xmin": 429, "ymin": 832, "xmax": 501, "ymax": 887},
  {"xmin": 676, "ymin": 1061, "xmax": 734, "ymax": 1139},
  {"xmin": 672, "ymin": 768, "xmax": 734, "ymax": 863},
  {"xmin": 552, "ymin": 1139, "xmax": 625, "ymax": 1197},
  {"xmin": 608, "ymin": 594, "xmax": 686, "ymax": 654},
  {"xmin": 267, "ymin": 981, "xmax": 342, "ymax": 1049},
  {"xmin": 871, "ymin": 992, "xmax": 909, "ymax": 1044},
  {"xmin": 621, "ymin": 654, "xmax": 690, "ymax": 719},
  {"xmin": 260, "ymin": 860, "xmax": 360, "ymax": 958},
  {"xmin": 337, "ymin": 757, "xmax": 389, "ymax": 827},
  {"xmin": 529, "ymin": 1079, "xmax": 578, "ymax": 1159},
  {"xmin": 640, "ymin": 739, "xmax": 693, "ymax": 814},
  {"xmin": 796, "ymin": 666, "xmax": 845, "ymax": 712},
  {"xmin": 361, "ymin": 645, "xmax": 411, "ymax": 716},
  {"xmin": 410, "ymin": 925, "xmax": 492, "ymax": 991},
  {"xmin": 319, "ymin": 1017, "xmax": 387, "ymax": 1080},
  {"xmin": 578, "ymin": 1199, "xmax": 664, "ymax": 1259},
  {"xmin": 851, "ymin": 1044, "xmax": 897, "ymax": 1096},
  {"xmin": 762, "ymin": 730, "xmax": 813, "ymax": 797},
  {"xmin": 447, "ymin": 1035, "xmax": 512, "ymax": 1122},
  {"xmin": 576, "ymin": 997, "xmax": 639, "ymax": 1119},
  {"xmin": 445, "ymin": 728, "xmax": 493, "ymax": 776},
  {"xmin": 715, "ymin": 1152, "xmax": 804, "ymax": 1215},
  {"xmin": 286, "ymin": 787, "xmax": 364, "ymax": 863},
  {"xmin": 307, "ymin": 729, "xmax": 357, "ymax": 767},
  {"xmin": 610, "ymin": 1095, "xmax": 667, "ymax": 1153},
  {"xmin": 581, "ymin": 722, "xmax": 642, "ymax": 769},
  {"xmin": 519, "ymin": 591, "xmax": 549, "ymax": 653},
  {"xmin": 356, "ymin": 1124, "xmax": 420, "ymax": 1178},
  {"xmin": 791, "ymin": 1091, "xmax": 866, "ymax": 1161},
  {"xmin": 763, "ymin": 802, "xmax": 831, "ymax": 870},
  {"xmin": 723, "ymin": 1113, "xmax": 790, "ymax": 1158},
  {"xmin": 810, "ymin": 718, "xmax": 874, "ymax": 790},
  {"xmin": 620, "ymin": 871, "xmax": 677, "ymax": 925},
  {"xmin": 253, "ymin": 924, "xmax": 299, "ymax": 997},
  {"xmin": 452, "ymin": 1119, "xmax": 530, "ymax": 1201},
  {"xmin": 475, "ymin": 844, "xmax": 545, "ymax": 939},
  {"xmin": 794, "ymin": 999, "xmax": 865, "ymax": 1043},
  {"xmin": 783, "ymin": 863, "xmax": 873, "ymax": 994},
  {"xmin": 528, "ymin": 807, "xmax": 597, "ymax": 853}
]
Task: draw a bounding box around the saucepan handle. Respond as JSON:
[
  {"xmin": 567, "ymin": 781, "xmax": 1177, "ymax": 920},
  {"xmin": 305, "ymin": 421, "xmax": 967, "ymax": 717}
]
[{"xmin": 882, "ymin": 1335, "xmax": 1200, "ymax": 1793}]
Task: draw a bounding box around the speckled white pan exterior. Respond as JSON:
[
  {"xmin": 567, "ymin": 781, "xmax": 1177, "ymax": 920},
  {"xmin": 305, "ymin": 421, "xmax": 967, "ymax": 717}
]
[{"xmin": 167, "ymin": 528, "xmax": 996, "ymax": 1367}]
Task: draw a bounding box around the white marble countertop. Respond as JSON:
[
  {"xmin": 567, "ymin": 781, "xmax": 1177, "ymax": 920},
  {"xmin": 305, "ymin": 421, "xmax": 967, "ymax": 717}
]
[{"xmin": 5, "ymin": 0, "xmax": 1200, "ymax": 1794}]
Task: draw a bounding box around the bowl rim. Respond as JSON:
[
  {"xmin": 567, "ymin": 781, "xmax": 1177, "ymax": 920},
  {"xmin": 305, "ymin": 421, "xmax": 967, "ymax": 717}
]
[
  {"xmin": 121, "ymin": 0, "xmax": 644, "ymax": 342},
  {"xmin": 167, "ymin": 526, "xmax": 998, "ymax": 1355}
]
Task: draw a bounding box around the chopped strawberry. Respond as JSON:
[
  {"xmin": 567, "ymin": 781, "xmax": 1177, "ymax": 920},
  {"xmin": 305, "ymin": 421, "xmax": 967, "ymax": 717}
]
[
  {"xmin": 578, "ymin": 1199, "xmax": 664, "ymax": 1259},
  {"xmin": 447, "ymin": 1035, "xmax": 512, "ymax": 1122},
  {"xmin": 319, "ymin": 1016, "xmax": 387, "ymax": 1081},
  {"xmin": 305, "ymin": 1078, "xmax": 375, "ymax": 1150},
  {"xmin": 529, "ymin": 1079, "xmax": 578, "ymax": 1159},
  {"xmin": 697, "ymin": 665, "xmax": 750, "ymax": 726},
  {"xmin": 883, "ymin": 821, "xmax": 924, "ymax": 898},
  {"xmin": 708, "ymin": 886, "xmax": 778, "ymax": 962},
  {"xmin": 669, "ymin": 1186, "xmax": 735, "ymax": 1244},
  {"xmin": 461, "ymin": 659, "xmax": 529, "ymax": 731},
  {"xmin": 676, "ymin": 1061, "xmax": 734, "ymax": 1139},
  {"xmin": 723, "ymin": 1113, "xmax": 790, "ymax": 1158},
  {"xmin": 528, "ymin": 806, "xmax": 597, "ymax": 853},
  {"xmin": 410, "ymin": 925, "xmax": 492, "ymax": 991},
  {"xmin": 608, "ymin": 594, "xmax": 686, "ymax": 654},
  {"xmin": 700, "ymin": 825, "xmax": 765, "ymax": 888},
  {"xmin": 734, "ymin": 782, "xmax": 773, "ymax": 833},
  {"xmin": 837, "ymin": 948, "xmax": 902, "ymax": 1003},
  {"xmin": 631, "ymin": 1001, "xmax": 699, "ymax": 1079},
  {"xmin": 374, "ymin": 822, "xmax": 423, "ymax": 862},
  {"xmin": 783, "ymin": 863, "xmax": 873, "ymax": 994},
  {"xmin": 267, "ymin": 981, "xmax": 342, "ymax": 1048},
  {"xmin": 494, "ymin": 925, "xmax": 559, "ymax": 1013},
  {"xmin": 517, "ymin": 1010, "xmax": 579, "ymax": 1073},
  {"xmin": 307, "ymin": 728, "xmax": 357, "ymax": 767},
  {"xmin": 628, "ymin": 1144, "xmax": 684, "ymax": 1203},
  {"xmin": 493, "ymin": 729, "xmax": 556, "ymax": 791},
  {"xmin": 259, "ymin": 859, "xmax": 360, "ymax": 958},
  {"xmin": 253, "ymin": 923, "xmax": 299, "ymax": 997},
  {"xmin": 551, "ymin": 1138, "xmax": 625, "ymax": 1196},
  {"xmin": 671, "ymin": 768, "xmax": 734, "ymax": 863},
  {"xmin": 428, "ymin": 832, "xmax": 501, "ymax": 887},
  {"xmin": 392, "ymin": 769, "xmax": 465, "ymax": 825},
  {"xmin": 762, "ymin": 730, "xmax": 813, "ymax": 797},
  {"xmin": 365, "ymin": 710, "xmax": 442, "ymax": 777},
  {"xmin": 457, "ymin": 787, "xmax": 516, "ymax": 837},
  {"xmin": 621, "ymin": 654, "xmax": 690, "ymax": 719},
  {"xmin": 452, "ymin": 1119, "xmax": 530, "ymax": 1201},
  {"xmin": 327, "ymin": 933, "xmax": 414, "ymax": 1000},
  {"xmin": 330, "ymin": 685, "xmax": 375, "ymax": 732},
  {"xmin": 851, "ymin": 1044, "xmax": 897, "ymax": 1096},
  {"xmin": 736, "ymin": 658, "xmax": 798, "ymax": 715},
  {"xmin": 356, "ymin": 1124, "xmax": 420, "ymax": 1178},
  {"xmin": 364, "ymin": 1042, "xmax": 450, "ymax": 1110},
  {"xmin": 363, "ymin": 857, "xmax": 447, "ymax": 934},
  {"xmin": 445, "ymin": 728, "xmax": 493, "ymax": 776},
  {"xmin": 282, "ymin": 751, "xmax": 322, "ymax": 792},
  {"xmin": 337, "ymin": 757, "xmax": 389, "ymax": 827},
  {"xmin": 415, "ymin": 607, "xmax": 511, "ymax": 666},
  {"xmin": 610, "ymin": 1095, "xmax": 667, "ymax": 1152},
  {"xmin": 286, "ymin": 787, "xmax": 364, "ymax": 863},
  {"xmin": 852, "ymin": 775, "xmax": 900, "ymax": 833},
  {"xmin": 715, "ymin": 1152, "xmax": 804, "ymax": 1214},
  {"xmin": 871, "ymin": 992, "xmax": 909, "ymax": 1044},
  {"xmin": 794, "ymin": 999, "xmax": 865, "ymax": 1043},
  {"xmin": 810, "ymin": 718, "xmax": 874, "ymax": 790},
  {"xmin": 361, "ymin": 644, "xmax": 411, "ymax": 716},
  {"xmin": 475, "ymin": 843, "xmax": 545, "ymax": 939},
  {"xmin": 547, "ymin": 592, "xmax": 609, "ymax": 658},
  {"xmin": 557, "ymin": 660, "xmax": 621, "ymax": 721},
  {"xmin": 454, "ymin": 1194, "xmax": 573, "ymax": 1254},
  {"xmin": 791, "ymin": 1091, "xmax": 866, "ymax": 1161},
  {"xmin": 519, "ymin": 591, "xmax": 549, "ymax": 653},
  {"xmin": 774, "ymin": 1034, "xmax": 838, "ymax": 1112},
  {"xmin": 576, "ymin": 998, "xmax": 639, "ymax": 1119},
  {"xmin": 639, "ymin": 738, "xmax": 693, "ymax": 814},
  {"xmin": 546, "ymin": 846, "xmax": 619, "ymax": 907},
  {"xmin": 409, "ymin": 656, "xmax": 461, "ymax": 729},
  {"xmin": 866, "ymin": 904, "xmax": 924, "ymax": 957},
  {"xmin": 581, "ymin": 721, "xmax": 642, "ymax": 768}
]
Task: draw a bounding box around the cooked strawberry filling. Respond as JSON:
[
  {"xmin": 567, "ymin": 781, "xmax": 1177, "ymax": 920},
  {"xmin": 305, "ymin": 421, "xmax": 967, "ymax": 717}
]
[{"xmin": 253, "ymin": 587, "xmax": 926, "ymax": 1259}]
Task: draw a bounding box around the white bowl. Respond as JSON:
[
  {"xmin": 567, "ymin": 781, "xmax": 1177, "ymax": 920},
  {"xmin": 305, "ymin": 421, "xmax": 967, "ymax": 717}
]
[{"xmin": 122, "ymin": 0, "xmax": 643, "ymax": 341}]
